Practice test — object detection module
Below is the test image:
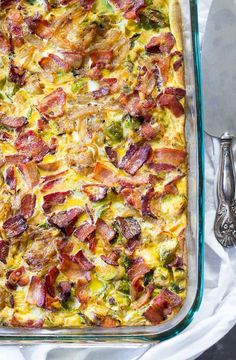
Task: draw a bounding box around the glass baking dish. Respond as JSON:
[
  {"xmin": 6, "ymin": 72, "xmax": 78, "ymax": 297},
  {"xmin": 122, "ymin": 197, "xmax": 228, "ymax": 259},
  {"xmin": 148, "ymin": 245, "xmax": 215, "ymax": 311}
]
[{"xmin": 0, "ymin": 0, "xmax": 204, "ymax": 344}]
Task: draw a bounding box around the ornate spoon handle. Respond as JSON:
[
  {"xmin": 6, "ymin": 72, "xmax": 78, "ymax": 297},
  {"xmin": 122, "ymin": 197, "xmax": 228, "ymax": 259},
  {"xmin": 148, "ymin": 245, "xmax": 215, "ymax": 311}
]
[{"xmin": 214, "ymin": 133, "xmax": 236, "ymax": 247}]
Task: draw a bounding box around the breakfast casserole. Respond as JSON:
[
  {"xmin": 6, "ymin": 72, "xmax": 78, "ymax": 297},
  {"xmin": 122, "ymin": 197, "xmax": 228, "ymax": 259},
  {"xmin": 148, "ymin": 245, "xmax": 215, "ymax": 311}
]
[{"xmin": 0, "ymin": 0, "xmax": 187, "ymax": 328}]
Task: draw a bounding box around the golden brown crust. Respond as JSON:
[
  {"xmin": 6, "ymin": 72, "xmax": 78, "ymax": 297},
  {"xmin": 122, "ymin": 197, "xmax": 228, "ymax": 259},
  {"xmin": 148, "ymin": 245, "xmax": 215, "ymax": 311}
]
[{"xmin": 169, "ymin": 0, "xmax": 184, "ymax": 87}]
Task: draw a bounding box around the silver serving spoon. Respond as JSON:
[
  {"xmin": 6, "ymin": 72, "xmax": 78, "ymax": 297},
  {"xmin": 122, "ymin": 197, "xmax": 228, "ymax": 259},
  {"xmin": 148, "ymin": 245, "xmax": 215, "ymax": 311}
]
[{"xmin": 202, "ymin": 0, "xmax": 236, "ymax": 247}]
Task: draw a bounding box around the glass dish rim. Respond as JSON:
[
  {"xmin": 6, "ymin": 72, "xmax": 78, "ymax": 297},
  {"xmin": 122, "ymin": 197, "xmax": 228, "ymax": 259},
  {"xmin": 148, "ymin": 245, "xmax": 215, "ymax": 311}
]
[{"xmin": 0, "ymin": 0, "xmax": 204, "ymax": 343}]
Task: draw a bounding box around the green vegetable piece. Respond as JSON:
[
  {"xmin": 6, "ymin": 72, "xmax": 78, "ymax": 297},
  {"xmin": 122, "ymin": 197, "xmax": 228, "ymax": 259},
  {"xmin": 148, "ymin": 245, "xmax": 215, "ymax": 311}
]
[
  {"xmin": 143, "ymin": 270, "xmax": 154, "ymax": 286},
  {"xmin": 105, "ymin": 121, "xmax": 123, "ymax": 142},
  {"xmin": 160, "ymin": 194, "xmax": 187, "ymax": 217},
  {"xmin": 170, "ymin": 282, "xmax": 185, "ymax": 294},
  {"xmin": 139, "ymin": 8, "xmax": 169, "ymax": 30},
  {"xmin": 71, "ymin": 79, "xmax": 85, "ymax": 93},
  {"xmin": 123, "ymin": 114, "xmax": 141, "ymax": 131},
  {"xmin": 173, "ymin": 268, "xmax": 186, "ymax": 283},
  {"xmin": 159, "ymin": 238, "xmax": 178, "ymax": 264},
  {"xmin": 116, "ymin": 280, "xmax": 130, "ymax": 294},
  {"xmin": 0, "ymin": 77, "xmax": 6, "ymax": 90},
  {"xmin": 154, "ymin": 267, "xmax": 171, "ymax": 287}
]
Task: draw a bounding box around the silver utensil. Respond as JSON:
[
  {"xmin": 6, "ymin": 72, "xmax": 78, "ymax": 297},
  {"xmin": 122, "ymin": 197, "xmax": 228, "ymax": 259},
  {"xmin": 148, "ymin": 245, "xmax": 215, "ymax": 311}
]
[{"xmin": 202, "ymin": 0, "xmax": 236, "ymax": 247}]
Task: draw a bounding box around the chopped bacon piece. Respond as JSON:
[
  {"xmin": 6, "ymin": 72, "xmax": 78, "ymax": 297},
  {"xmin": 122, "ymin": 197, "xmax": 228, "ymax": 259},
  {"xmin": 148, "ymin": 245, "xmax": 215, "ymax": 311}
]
[
  {"xmin": 101, "ymin": 316, "xmax": 117, "ymax": 328},
  {"xmin": 73, "ymin": 250, "xmax": 94, "ymax": 271},
  {"xmin": 144, "ymin": 289, "xmax": 182, "ymax": 324},
  {"xmin": 37, "ymin": 88, "xmax": 66, "ymax": 119},
  {"xmin": 83, "ymin": 184, "xmax": 108, "ymax": 202},
  {"xmin": 42, "ymin": 191, "xmax": 71, "ymax": 213},
  {"xmin": 58, "ymin": 281, "xmax": 71, "ymax": 301},
  {"xmin": 0, "ymin": 240, "xmax": 9, "ymax": 264},
  {"xmin": 75, "ymin": 277, "xmax": 89, "ymax": 305},
  {"xmin": 91, "ymin": 86, "xmax": 110, "ymax": 99},
  {"xmin": 120, "ymin": 143, "xmax": 151, "ymax": 175},
  {"xmin": 18, "ymin": 162, "xmax": 40, "ymax": 188},
  {"xmin": 120, "ymin": 92, "xmax": 155, "ymax": 119},
  {"xmin": 96, "ymin": 218, "xmax": 116, "ymax": 242},
  {"xmin": 61, "ymin": 51, "xmax": 83, "ymax": 70},
  {"xmin": 157, "ymin": 87, "xmax": 185, "ymax": 117},
  {"xmin": 74, "ymin": 222, "xmax": 96, "ymax": 242},
  {"xmin": 120, "ymin": 187, "xmax": 142, "ymax": 211},
  {"xmin": 93, "ymin": 162, "xmax": 116, "ymax": 186},
  {"xmin": 101, "ymin": 78, "xmax": 118, "ymax": 93},
  {"xmin": 132, "ymin": 283, "xmax": 154, "ymax": 309},
  {"xmin": 0, "ymin": 131, "xmax": 11, "ymax": 142},
  {"xmin": 154, "ymin": 56, "xmax": 171, "ymax": 84},
  {"xmin": 0, "ymin": 32, "xmax": 10, "ymax": 54},
  {"xmin": 80, "ymin": 0, "xmax": 95, "ymax": 10},
  {"xmin": 112, "ymin": 0, "xmax": 145, "ymax": 21},
  {"xmin": 15, "ymin": 130, "xmax": 49, "ymax": 162},
  {"xmin": 101, "ymin": 250, "xmax": 120, "ymax": 266},
  {"xmin": 56, "ymin": 238, "xmax": 74, "ymax": 255},
  {"xmin": 167, "ymin": 256, "xmax": 183, "ymax": 268},
  {"xmin": 26, "ymin": 276, "xmax": 45, "ymax": 307},
  {"xmin": 128, "ymin": 257, "xmax": 149, "ymax": 281},
  {"xmin": 145, "ymin": 33, "xmax": 175, "ymax": 54},
  {"xmin": 116, "ymin": 217, "xmax": 141, "ymax": 240},
  {"xmin": 45, "ymin": 266, "xmax": 59, "ymax": 297},
  {"xmin": 140, "ymin": 123, "xmax": 157, "ymax": 140},
  {"xmin": 126, "ymin": 237, "xmax": 139, "ymax": 254},
  {"xmin": 90, "ymin": 50, "xmax": 113, "ymax": 68},
  {"xmin": 9, "ymin": 62, "xmax": 26, "ymax": 86},
  {"xmin": 135, "ymin": 67, "xmax": 157, "ymax": 95},
  {"xmin": 3, "ymin": 215, "xmax": 27, "ymax": 238},
  {"xmin": 7, "ymin": 266, "xmax": 29, "ymax": 288},
  {"xmin": 5, "ymin": 166, "xmax": 16, "ymax": 191},
  {"xmin": 48, "ymin": 208, "xmax": 84, "ymax": 235},
  {"xmin": 25, "ymin": 15, "xmax": 53, "ymax": 40},
  {"xmin": 0, "ymin": 116, "xmax": 28, "ymax": 129},
  {"xmin": 60, "ymin": 254, "xmax": 90, "ymax": 280},
  {"xmin": 20, "ymin": 194, "xmax": 36, "ymax": 219},
  {"xmin": 105, "ymin": 146, "xmax": 119, "ymax": 167},
  {"xmin": 7, "ymin": 9, "xmax": 24, "ymax": 48},
  {"xmin": 147, "ymin": 148, "xmax": 186, "ymax": 172},
  {"xmin": 11, "ymin": 316, "xmax": 44, "ymax": 328},
  {"xmin": 39, "ymin": 54, "xmax": 69, "ymax": 72},
  {"xmin": 5, "ymin": 154, "xmax": 29, "ymax": 165},
  {"xmin": 141, "ymin": 187, "xmax": 155, "ymax": 217},
  {"xmin": 41, "ymin": 170, "xmax": 68, "ymax": 184},
  {"xmin": 40, "ymin": 178, "xmax": 61, "ymax": 192}
]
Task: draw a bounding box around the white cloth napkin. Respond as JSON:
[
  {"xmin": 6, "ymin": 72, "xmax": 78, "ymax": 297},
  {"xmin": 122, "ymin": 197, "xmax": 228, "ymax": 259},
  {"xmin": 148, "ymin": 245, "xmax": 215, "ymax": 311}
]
[{"xmin": 2, "ymin": 1, "xmax": 236, "ymax": 359}]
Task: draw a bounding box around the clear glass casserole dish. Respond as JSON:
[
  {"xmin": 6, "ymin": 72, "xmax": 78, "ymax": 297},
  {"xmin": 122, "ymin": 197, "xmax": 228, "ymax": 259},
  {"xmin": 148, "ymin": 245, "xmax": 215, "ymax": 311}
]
[{"xmin": 0, "ymin": 0, "xmax": 204, "ymax": 343}]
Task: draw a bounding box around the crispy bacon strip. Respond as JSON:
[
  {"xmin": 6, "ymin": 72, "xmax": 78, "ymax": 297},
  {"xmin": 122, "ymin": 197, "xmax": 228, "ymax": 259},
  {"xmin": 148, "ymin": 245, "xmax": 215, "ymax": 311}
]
[
  {"xmin": 144, "ymin": 289, "xmax": 182, "ymax": 324},
  {"xmin": 116, "ymin": 217, "xmax": 141, "ymax": 240},
  {"xmin": 119, "ymin": 92, "xmax": 155, "ymax": 119},
  {"xmin": 120, "ymin": 144, "xmax": 151, "ymax": 175},
  {"xmin": 74, "ymin": 222, "xmax": 96, "ymax": 242},
  {"xmin": 157, "ymin": 87, "xmax": 185, "ymax": 118},
  {"xmin": 39, "ymin": 54, "xmax": 69, "ymax": 72},
  {"xmin": 9, "ymin": 62, "xmax": 26, "ymax": 86},
  {"xmin": 90, "ymin": 50, "xmax": 113, "ymax": 68},
  {"xmin": 37, "ymin": 161, "xmax": 61, "ymax": 172},
  {"xmin": 42, "ymin": 191, "xmax": 71, "ymax": 213},
  {"xmin": 73, "ymin": 250, "xmax": 94, "ymax": 271},
  {"xmin": 140, "ymin": 123, "xmax": 157, "ymax": 140},
  {"xmin": 128, "ymin": 257, "xmax": 149, "ymax": 281},
  {"xmin": 101, "ymin": 316, "xmax": 117, "ymax": 328},
  {"xmin": 26, "ymin": 276, "xmax": 45, "ymax": 307},
  {"xmin": 48, "ymin": 208, "xmax": 84, "ymax": 235},
  {"xmin": 18, "ymin": 162, "xmax": 40, "ymax": 188},
  {"xmin": 132, "ymin": 283, "xmax": 154, "ymax": 309},
  {"xmin": 0, "ymin": 240, "xmax": 9, "ymax": 264},
  {"xmin": 0, "ymin": 32, "xmax": 10, "ymax": 54},
  {"xmin": 96, "ymin": 218, "xmax": 116, "ymax": 242},
  {"xmin": 147, "ymin": 148, "xmax": 187, "ymax": 172},
  {"xmin": 11, "ymin": 316, "xmax": 44, "ymax": 328},
  {"xmin": 6, "ymin": 266, "xmax": 29, "ymax": 288},
  {"xmin": 5, "ymin": 166, "xmax": 16, "ymax": 191},
  {"xmin": 37, "ymin": 88, "xmax": 66, "ymax": 119},
  {"xmin": 7, "ymin": 9, "xmax": 24, "ymax": 48},
  {"xmin": 101, "ymin": 250, "xmax": 120, "ymax": 266},
  {"xmin": 20, "ymin": 194, "xmax": 36, "ymax": 219},
  {"xmin": 0, "ymin": 116, "xmax": 28, "ymax": 129},
  {"xmin": 0, "ymin": 131, "xmax": 11, "ymax": 142},
  {"xmin": 112, "ymin": 0, "xmax": 145, "ymax": 21},
  {"xmin": 15, "ymin": 130, "xmax": 49, "ymax": 162},
  {"xmin": 5, "ymin": 154, "xmax": 29, "ymax": 165},
  {"xmin": 25, "ymin": 15, "xmax": 53, "ymax": 40},
  {"xmin": 60, "ymin": 254, "xmax": 90, "ymax": 281},
  {"xmin": 3, "ymin": 215, "xmax": 27, "ymax": 238},
  {"xmin": 105, "ymin": 146, "xmax": 119, "ymax": 168},
  {"xmin": 83, "ymin": 184, "xmax": 108, "ymax": 202},
  {"xmin": 145, "ymin": 33, "xmax": 175, "ymax": 54},
  {"xmin": 45, "ymin": 266, "xmax": 59, "ymax": 297}
]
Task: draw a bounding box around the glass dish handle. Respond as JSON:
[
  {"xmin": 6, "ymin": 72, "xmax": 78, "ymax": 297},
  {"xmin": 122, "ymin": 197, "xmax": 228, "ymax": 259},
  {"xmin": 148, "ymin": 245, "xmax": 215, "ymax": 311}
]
[{"xmin": 214, "ymin": 133, "xmax": 236, "ymax": 247}]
